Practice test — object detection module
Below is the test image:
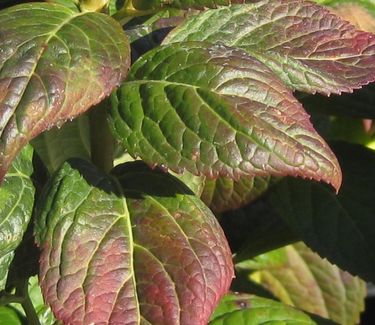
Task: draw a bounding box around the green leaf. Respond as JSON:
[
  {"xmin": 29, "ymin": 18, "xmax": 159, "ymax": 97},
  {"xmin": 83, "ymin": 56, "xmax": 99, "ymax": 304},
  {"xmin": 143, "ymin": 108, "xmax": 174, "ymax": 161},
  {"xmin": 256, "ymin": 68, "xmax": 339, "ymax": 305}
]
[
  {"xmin": 240, "ymin": 243, "xmax": 366, "ymax": 325},
  {"xmin": 45, "ymin": 0, "xmax": 80, "ymax": 11},
  {"xmin": 201, "ymin": 176, "xmax": 270, "ymax": 214},
  {"xmin": 0, "ymin": 3, "xmax": 130, "ymax": 181},
  {"xmin": 35, "ymin": 159, "xmax": 233, "ymax": 325},
  {"xmin": 0, "ymin": 145, "xmax": 34, "ymax": 291},
  {"xmin": 9, "ymin": 276, "xmax": 57, "ymax": 325},
  {"xmin": 31, "ymin": 115, "xmax": 90, "ymax": 174},
  {"xmin": 0, "ymin": 306, "xmax": 23, "ymax": 325},
  {"xmin": 209, "ymin": 293, "xmax": 318, "ymax": 325},
  {"xmin": 165, "ymin": 0, "xmax": 375, "ymax": 95},
  {"xmin": 109, "ymin": 42, "xmax": 342, "ymax": 190},
  {"xmin": 267, "ymin": 142, "xmax": 375, "ymax": 283},
  {"xmin": 0, "ymin": 252, "xmax": 14, "ymax": 289},
  {"xmin": 130, "ymin": 0, "xmax": 244, "ymax": 10},
  {"xmin": 223, "ymin": 196, "xmax": 299, "ymax": 262}
]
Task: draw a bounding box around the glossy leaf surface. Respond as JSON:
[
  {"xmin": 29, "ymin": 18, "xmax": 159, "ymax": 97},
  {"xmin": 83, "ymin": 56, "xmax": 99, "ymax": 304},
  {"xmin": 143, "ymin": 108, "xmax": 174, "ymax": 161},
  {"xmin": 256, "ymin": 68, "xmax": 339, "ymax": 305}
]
[
  {"xmin": 209, "ymin": 293, "xmax": 318, "ymax": 325},
  {"xmin": 35, "ymin": 160, "xmax": 233, "ymax": 325},
  {"xmin": 201, "ymin": 176, "xmax": 270, "ymax": 214},
  {"xmin": 268, "ymin": 142, "xmax": 375, "ymax": 283},
  {"xmin": 0, "ymin": 3, "xmax": 130, "ymax": 181},
  {"xmin": 110, "ymin": 42, "xmax": 342, "ymax": 190},
  {"xmin": 0, "ymin": 145, "xmax": 34, "ymax": 290},
  {"xmin": 242, "ymin": 243, "xmax": 366, "ymax": 325},
  {"xmin": 165, "ymin": 0, "xmax": 375, "ymax": 95}
]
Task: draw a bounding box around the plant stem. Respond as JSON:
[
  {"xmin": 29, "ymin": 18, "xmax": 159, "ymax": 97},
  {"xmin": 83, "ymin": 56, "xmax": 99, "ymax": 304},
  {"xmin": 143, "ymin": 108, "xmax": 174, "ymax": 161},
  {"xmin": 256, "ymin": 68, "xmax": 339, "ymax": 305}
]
[
  {"xmin": 15, "ymin": 279, "xmax": 41, "ymax": 325},
  {"xmin": 0, "ymin": 293, "xmax": 24, "ymax": 305},
  {"xmin": 89, "ymin": 100, "xmax": 114, "ymax": 173}
]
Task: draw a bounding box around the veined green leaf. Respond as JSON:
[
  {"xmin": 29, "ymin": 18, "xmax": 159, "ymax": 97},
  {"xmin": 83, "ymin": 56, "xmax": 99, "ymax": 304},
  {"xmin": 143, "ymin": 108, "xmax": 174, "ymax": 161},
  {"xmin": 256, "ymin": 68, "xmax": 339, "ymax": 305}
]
[
  {"xmin": 0, "ymin": 145, "xmax": 34, "ymax": 290},
  {"xmin": 165, "ymin": 0, "xmax": 375, "ymax": 95},
  {"xmin": 209, "ymin": 293, "xmax": 319, "ymax": 325},
  {"xmin": 201, "ymin": 176, "xmax": 270, "ymax": 214},
  {"xmin": 0, "ymin": 3, "xmax": 130, "ymax": 181},
  {"xmin": 267, "ymin": 142, "xmax": 375, "ymax": 283},
  {"xmin": 240, "ymin": 243, "xmax": 366, "ymax": 325},
  {"xmin": 110, "ymin": 42, "xmax": 342, "ymax": 190},
  {"xmin": 35, "ymin": 160, "xmax": 233, "ymax": 325}
]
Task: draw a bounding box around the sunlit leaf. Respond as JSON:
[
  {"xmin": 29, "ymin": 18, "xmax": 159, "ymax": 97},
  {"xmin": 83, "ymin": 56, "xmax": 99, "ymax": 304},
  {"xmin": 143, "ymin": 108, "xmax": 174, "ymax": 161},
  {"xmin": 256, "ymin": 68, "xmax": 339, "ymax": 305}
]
[
  {"xmin": 0, "ymin": 145, "xmax": 34, "ymax": 290},
  {"xmin": 209, "ymin": 293, "xmax": 319, "ymax": 325},
  {"xmin": 35, "ymin": 160, "xmax": 233, "ymax": 325},
  {"xmin": 166, "ymin": 0, "xmax": 375, "ymax": 95},
  {"xmin": 240, "ymin": 243, "xmax": 366, "ymax": 325},
  {"xmin": 110, "ymin": 42, "xmax": 342, "ymax": 190},
  {"xmin": 0, "ymin": 3, "xmax": 130, "ymax": 181}
]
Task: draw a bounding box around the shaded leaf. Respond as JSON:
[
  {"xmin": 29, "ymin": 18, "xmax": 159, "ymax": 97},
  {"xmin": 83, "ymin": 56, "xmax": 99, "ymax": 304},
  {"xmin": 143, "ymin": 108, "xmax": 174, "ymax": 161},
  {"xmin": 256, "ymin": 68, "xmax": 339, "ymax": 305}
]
[
  {"xmin": 31, "ymin": 115, "xmax": 90, "ymax": 174},
  {"xmin": 267, "ymin": 142, "xmax": 375, "ymax": 283},
  {"xmin": 165, "ymin": 0, "xmax": 375, "ymax": 95},
  {"xmin": 222, "ymin": 196, "xmax": 299, "ymax": 262},
  {"xmin": 209, "ymin": 293, "xmax": 318, "ymax": 325},
  {"xmin": 300, "ymin": 84, "xmax": 375, "ymax": 119},
  {"xmin": 0, "ymin": 3, "xmax": 130, "ymax": 181},
  {"xmin": 240, "ymin": 243, "xmax": 366, "ymax": 325},
  {"xmin": 201, "ymin": 176, "xmax": 270, "ymax": 214},
  {"xmin": 35, "ymin": 159, "xmax": 233, "ymax": 325},
  {"xmin": 109, "ymin": 42, "xmax": 342, "ymax": 190},
  {"xmin": 0, "ymin": 145, "xmax": 34, "ymax": 291}
]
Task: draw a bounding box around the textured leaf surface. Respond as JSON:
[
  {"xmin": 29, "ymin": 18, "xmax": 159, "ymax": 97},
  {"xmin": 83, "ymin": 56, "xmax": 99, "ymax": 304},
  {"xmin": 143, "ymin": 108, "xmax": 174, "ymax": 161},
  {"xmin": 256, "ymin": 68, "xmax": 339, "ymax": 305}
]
[
  {"xmin": 242, "ymin": 243, "xmax": 366, "ymax": 325},
  {"xmin": 209, "ymin": 293, "xmax": 318, "ymax": 325},
  {"xmin": 31, "ymin": 115, "xmax": 90, "ymax": 173},
  {"xmin": 267, "ymin": 142, "xmax": 375, "ymax": 283},
  {"xmin": 0, "ymin": 3, "xmax": 130, "ymax": 181},
  {"xmin": 165, "ymin": 0, "xmax": 375, "ymax": 95},
  {"xmin": 35, "ymin": 160, "xmax": 233, "ymax": 325},
  {"xmin": 201, "ymin": 176, "xmax": 270, "ymax": 214},
  {"xmin": 110, "ymin": 42, "xmax": 342, "ymax": 190},
  {"xmin": 0, "ymin": 145, "xmax": 34, "ymax": 291}
]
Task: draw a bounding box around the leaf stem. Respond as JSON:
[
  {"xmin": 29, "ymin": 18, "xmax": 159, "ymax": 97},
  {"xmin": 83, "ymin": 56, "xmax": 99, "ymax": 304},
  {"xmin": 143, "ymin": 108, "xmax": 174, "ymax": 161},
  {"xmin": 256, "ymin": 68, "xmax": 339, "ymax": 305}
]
[
  {"xmin": 89, "ymin": 99, "xmax": 114, "ymax": 173},
  {"xmin": 0, "ymin": 293, "xmax": 24, "ymax": 305},
  {"xmin": 15, "ymin": 279, "xmax": 41, "ymax": 325}
]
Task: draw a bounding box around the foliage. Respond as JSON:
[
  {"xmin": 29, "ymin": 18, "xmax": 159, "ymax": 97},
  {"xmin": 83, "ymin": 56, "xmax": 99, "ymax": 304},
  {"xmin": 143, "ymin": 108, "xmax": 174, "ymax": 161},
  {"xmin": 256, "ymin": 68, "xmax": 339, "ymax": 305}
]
[{"xmin": 0, "ymin": 0, "xmax": 374, "ymax": 324}]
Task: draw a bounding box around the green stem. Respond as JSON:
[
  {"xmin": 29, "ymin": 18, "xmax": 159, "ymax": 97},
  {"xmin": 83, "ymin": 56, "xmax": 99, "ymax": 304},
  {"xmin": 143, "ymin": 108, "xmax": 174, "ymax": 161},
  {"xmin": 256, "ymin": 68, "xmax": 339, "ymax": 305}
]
[
  {"xmin": 15, "ymin": 279, "xmax": 41, "ymax": 325},
  {"xmin": 0, "ymin": 293, "xmax": 24, "ymax": 305},
  {"xmin": 89, "ymin": 100, "xmax": 114, "ymax": 173}
]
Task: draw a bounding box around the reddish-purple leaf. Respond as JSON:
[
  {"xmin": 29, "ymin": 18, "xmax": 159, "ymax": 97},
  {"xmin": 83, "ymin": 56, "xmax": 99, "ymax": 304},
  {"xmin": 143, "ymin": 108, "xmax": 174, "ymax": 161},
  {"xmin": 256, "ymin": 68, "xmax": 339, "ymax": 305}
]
[
  {"xmin": 165, "ymin": 0, "xmax": 375, "ymax": 95},
  {"xmin": 35, "ymin": 160, "xmax": 234, "ymax": 325},
  {"xmin": 0, "ymin": 3, "xmax": 130, "ymax": 181}
]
